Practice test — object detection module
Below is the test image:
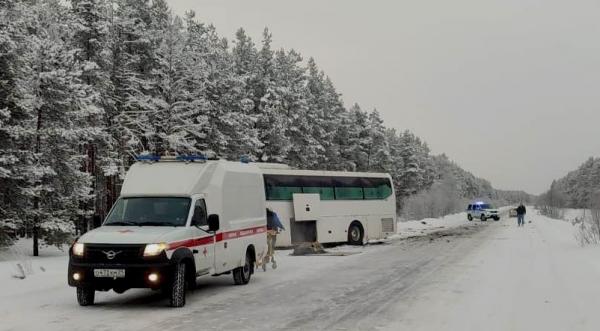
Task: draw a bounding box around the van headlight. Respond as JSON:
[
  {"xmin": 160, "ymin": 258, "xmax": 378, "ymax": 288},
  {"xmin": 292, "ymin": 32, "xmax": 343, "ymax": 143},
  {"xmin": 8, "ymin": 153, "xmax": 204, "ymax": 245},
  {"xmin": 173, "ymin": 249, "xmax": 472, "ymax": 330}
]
[
  {"xmin": 72, "ymin": 243, "xmax": 85, "ymax": 256},
  {"xmin": 143, "ymin": 243, "xmax": 168, "ymax": 257}
]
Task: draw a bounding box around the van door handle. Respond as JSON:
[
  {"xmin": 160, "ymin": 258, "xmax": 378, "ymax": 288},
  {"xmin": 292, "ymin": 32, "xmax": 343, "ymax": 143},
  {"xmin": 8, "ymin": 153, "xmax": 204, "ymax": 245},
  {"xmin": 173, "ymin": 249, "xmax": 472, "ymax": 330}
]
[{"xmin": 193, "ymin": 249, "xmax": 199, "ymax": 254}]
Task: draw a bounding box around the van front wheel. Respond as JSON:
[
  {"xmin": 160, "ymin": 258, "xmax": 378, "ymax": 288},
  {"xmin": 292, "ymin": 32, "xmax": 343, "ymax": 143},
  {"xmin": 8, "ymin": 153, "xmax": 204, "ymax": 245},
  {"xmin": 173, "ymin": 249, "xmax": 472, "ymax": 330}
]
[
  {"xmin": 76, "ymin": 287, "xmax": 95, "ymax": 306},
  {"xmin": 233, "ymin": 252, "xmax": 252, "ymax": 285},
  {"xmin": 169, "ymin": 263, "xmax": 187, "ymax": 308},
  {"xmin": 467, "ymin": 214, "xmax": 473, "ymax": 221}
]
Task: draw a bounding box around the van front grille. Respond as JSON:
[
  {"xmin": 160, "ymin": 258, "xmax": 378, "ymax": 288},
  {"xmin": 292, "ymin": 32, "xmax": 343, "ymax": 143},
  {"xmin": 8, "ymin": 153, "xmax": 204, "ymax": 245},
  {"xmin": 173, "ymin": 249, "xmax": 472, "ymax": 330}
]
[{"xmin": 84, "ymin": 244, "xmax": 145, "ymax": 264}]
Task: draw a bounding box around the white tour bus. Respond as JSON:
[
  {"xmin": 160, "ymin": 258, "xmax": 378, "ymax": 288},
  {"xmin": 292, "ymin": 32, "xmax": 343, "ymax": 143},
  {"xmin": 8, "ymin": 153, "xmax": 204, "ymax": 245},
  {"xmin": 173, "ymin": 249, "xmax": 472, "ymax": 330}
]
[{"xmin": 258, "ymin": 164, "xmax": 397, "ymax": 246}]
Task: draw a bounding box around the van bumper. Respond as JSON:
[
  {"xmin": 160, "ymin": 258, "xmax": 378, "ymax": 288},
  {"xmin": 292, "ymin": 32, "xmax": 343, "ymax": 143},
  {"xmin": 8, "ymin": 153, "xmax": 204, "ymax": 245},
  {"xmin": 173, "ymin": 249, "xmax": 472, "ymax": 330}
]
[{"xmin": 68, "ymin": 259, "xmax": 173, "ymax": 290}]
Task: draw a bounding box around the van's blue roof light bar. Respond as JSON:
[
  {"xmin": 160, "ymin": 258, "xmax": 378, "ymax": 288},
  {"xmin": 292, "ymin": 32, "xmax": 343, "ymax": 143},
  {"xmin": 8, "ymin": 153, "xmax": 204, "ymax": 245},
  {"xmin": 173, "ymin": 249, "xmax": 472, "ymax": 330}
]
[
  {"xmin": 136, "ymin": 154, "xmax": 161, "ymax": 162},
  {"xmin": 176, "ymin": 155, "xmax": 207, "ymax": 162},
  {"xmin": 135, "ymin": 154, "xmax": 207, "ymax": 162}
]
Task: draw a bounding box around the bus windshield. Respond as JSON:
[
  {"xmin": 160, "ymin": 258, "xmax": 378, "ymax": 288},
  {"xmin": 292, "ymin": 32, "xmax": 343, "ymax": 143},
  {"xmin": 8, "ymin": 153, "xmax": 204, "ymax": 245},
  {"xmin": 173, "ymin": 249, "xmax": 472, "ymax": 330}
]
[{"xmin": 104, "ymin": 197, "xmax": 191, "ymax": 227}]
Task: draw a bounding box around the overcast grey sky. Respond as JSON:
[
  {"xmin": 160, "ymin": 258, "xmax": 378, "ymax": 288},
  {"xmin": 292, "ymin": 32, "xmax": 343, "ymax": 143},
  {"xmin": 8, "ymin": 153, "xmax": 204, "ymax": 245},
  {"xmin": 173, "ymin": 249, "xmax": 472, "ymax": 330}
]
[{"xmin": 170, "ymin": 0, "xmax": 600, "ymax": 194}]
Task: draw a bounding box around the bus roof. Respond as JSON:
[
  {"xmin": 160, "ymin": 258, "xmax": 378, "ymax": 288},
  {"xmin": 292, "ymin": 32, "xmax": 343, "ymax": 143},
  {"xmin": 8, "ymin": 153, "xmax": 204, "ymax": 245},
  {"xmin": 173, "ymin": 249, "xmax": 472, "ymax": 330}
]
[{"xmin": 259, "ymin": 167, "xmax": 391, "ymax": 179}]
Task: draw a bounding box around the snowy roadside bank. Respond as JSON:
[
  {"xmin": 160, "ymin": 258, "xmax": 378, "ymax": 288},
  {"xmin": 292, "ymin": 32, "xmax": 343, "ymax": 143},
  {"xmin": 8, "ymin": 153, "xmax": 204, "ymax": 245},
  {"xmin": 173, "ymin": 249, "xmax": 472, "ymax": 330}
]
[{"xmin": 395, "ymin": 206, "xmax": 511, "ymax": 239}]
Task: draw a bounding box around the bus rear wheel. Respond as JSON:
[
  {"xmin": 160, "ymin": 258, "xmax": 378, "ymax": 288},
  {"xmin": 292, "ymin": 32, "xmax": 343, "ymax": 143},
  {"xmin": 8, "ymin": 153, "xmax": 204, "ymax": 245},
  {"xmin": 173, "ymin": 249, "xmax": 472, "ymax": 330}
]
[{"xmin": 348, "ymin": 222, "xmax": 364, "ymax": 246}]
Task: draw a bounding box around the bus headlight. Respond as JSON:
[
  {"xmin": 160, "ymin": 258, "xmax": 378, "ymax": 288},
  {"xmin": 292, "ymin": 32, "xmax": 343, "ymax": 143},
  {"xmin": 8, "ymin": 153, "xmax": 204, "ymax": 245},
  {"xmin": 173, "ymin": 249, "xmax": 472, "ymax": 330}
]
[
  {"xmin": 143, "ymin": 243, "xmax": 168, "ymax": 257},
  {"xmin": 72, "ymin": 243, "xmax": 85, "ymax": 256}
]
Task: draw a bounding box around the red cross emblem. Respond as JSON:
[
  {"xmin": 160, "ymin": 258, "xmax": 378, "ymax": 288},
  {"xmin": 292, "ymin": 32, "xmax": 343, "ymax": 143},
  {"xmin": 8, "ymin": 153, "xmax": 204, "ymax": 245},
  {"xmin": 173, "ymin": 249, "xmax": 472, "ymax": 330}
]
[
  {"xmin": 202, "ymin": 247, "xmax": 208, "ymax": 256},
  {"xmin": 118, "ymin": 229, "xmax": 133, "ymax": 234}
]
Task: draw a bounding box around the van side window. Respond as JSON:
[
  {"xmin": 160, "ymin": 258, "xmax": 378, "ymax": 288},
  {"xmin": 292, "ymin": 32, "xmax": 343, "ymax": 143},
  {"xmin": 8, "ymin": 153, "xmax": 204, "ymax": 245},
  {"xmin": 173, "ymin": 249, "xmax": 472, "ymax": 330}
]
[
  {"xmin": 467, "ymin": 205, "xmax": 472, "ymax": 210},
  {"xmin": 191, "ymin": 199, "xmax": 208, "ymax": 227}
]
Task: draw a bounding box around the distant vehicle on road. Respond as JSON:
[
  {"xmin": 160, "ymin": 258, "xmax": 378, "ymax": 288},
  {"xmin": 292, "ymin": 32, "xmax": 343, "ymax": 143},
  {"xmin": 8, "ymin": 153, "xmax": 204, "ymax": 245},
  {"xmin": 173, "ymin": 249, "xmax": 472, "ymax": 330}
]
[
  {"xmin": 509, "ymin": 208, "xmax": 518, "ymax": 218},
  {"xmin": 467, "ymin": 201, "xmax": 500, "ymax": 221}
]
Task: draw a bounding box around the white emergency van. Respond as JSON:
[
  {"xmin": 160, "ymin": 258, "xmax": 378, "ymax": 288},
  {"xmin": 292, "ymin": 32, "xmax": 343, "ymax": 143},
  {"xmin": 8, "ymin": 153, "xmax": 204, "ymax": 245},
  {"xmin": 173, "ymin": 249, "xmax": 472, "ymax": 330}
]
[{"xmin": 68, "ymin": 156, "xmax": 267, "ymax": 307}]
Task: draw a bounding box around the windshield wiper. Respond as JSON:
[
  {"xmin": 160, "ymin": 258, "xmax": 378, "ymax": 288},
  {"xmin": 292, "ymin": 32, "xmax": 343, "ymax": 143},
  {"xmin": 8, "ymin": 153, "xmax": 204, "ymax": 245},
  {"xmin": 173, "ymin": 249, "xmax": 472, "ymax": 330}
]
[{"xmin": 105, "ymin": 221, "xmax": 137, "ymax": 226}]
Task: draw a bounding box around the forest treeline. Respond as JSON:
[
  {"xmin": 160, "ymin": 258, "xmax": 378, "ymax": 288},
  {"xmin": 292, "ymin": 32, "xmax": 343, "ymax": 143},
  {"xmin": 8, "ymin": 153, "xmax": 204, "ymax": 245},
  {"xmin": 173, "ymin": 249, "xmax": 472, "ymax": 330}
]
[{"xmin": 538, "ymin": 157, "xmax": 600, "ymax": 213}]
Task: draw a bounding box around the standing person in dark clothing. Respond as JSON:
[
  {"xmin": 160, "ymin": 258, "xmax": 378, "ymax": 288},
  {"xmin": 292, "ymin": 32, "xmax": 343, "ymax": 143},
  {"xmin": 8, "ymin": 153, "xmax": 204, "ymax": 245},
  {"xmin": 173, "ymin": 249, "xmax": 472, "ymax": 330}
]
[
  {"xmin": 516, "ymin": 204, "xmax": 527, "ymax": 227},
  {"xmin": 264, "ymin": 208, "xmax": 285, "ymax": 271}
]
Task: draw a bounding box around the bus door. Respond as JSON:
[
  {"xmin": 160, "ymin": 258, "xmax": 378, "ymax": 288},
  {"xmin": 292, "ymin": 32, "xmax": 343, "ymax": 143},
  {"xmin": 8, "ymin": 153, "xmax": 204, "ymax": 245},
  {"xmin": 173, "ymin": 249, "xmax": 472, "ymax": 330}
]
[{"xmin": 291, "ymin": 193, "xmax": 321, "ymax": 243}]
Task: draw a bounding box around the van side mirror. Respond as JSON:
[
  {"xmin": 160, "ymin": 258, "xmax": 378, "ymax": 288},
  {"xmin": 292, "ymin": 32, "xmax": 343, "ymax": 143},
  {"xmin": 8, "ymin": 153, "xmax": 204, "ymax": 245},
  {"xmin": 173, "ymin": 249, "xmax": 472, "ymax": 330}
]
[{"xmin": 208, "ymin": 214, "xmax": 220, "ymax": 232}]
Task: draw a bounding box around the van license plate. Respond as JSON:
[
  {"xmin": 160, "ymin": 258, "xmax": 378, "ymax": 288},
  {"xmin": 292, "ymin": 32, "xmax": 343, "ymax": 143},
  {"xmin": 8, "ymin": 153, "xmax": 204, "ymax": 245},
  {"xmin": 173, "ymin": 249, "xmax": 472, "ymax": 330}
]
[{"xmin": 94, "ymin": 269, "xmax": 125, "ymax": 278}]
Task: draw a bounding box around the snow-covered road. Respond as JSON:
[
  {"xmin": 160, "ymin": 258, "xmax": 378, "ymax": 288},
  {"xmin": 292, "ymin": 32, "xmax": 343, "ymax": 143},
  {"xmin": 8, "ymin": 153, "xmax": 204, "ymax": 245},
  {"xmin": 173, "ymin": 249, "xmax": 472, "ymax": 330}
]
[{"xmin": 2, "ymin": 210, "xmax": 600, "ymax": 331}]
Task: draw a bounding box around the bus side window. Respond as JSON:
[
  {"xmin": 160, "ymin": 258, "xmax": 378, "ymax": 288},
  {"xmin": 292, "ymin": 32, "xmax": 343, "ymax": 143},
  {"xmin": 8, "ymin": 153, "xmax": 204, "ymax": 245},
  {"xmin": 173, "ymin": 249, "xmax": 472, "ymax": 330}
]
[{"xmin": 191, "ymin": 199, "xmax": 208, "ymax": 227}]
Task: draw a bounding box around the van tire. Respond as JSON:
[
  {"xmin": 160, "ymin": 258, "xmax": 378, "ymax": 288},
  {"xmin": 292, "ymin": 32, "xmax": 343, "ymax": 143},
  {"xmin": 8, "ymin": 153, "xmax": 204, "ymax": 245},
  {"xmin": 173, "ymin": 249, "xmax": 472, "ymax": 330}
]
[
  {"xmin": 169, "ymin": 263, "xmax": 186, "ymax": 308},
  {"xmin": 233, "ymin": 251, "xmax": 252, "ymax": 285},
  {"xmin": 348, "ymin": 222, "xmax": 364, "ymax": 245},
  {"xmin": 76, "ymin": 287, "xmax": 95, "ymax": 306},
  {"xmin": 467, "ymin": 214, "xmax": 473, "ymax": 221}
]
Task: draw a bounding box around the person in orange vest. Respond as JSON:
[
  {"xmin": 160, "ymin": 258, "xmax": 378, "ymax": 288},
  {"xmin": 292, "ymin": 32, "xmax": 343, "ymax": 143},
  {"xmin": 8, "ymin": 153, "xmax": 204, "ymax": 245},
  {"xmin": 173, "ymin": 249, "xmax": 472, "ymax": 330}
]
[{"xmin": 263, "ymin": 208, "xmax": 285, "ymax": 271}]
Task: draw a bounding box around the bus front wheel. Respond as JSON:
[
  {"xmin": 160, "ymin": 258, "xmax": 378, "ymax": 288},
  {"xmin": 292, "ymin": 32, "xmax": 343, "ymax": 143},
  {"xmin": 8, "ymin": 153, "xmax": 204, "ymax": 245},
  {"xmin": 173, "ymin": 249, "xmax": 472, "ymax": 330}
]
[{"xmin": 348, "ymin": 222, "xmax": 364, "ymax": 246}]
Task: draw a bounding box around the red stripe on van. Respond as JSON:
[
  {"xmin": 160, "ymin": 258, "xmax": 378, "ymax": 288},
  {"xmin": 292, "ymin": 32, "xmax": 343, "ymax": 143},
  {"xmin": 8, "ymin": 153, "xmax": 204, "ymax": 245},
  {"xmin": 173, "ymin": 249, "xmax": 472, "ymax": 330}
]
[
  {"xmin": 168, "ymin": 236, "xmax": 214, "ymax": 250},
  {"xmin": 168, "ymin": 225, "xmax": 266, "ymax": 250}
]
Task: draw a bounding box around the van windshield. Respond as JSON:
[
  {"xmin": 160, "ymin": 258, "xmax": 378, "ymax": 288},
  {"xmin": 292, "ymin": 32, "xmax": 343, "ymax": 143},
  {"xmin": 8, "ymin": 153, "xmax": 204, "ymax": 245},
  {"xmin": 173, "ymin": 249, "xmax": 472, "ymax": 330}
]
[
  {"xmin": 104, "ymin": 197, "xmax": 191, "ymax": 227},
  {"xmin": 479, "ymin": 204, "xmax": 493, "ymax": 209}
]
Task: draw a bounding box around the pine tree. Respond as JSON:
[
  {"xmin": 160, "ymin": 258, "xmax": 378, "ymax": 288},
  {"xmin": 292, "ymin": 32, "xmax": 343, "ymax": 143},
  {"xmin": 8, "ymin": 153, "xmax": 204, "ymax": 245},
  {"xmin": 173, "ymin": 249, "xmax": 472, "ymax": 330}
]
[
  {"xmin": 110, "ymin": 0, "xmax": 157, "ymax": 160},
  {"xmin": 253, "ymin": 28, "xmax": 289, "ymax": 162},
  {"xmin": 366, "ymin": 109, "xmax": 391, "ymax": 172},
  {"xmin": 384, "ymin": 129, "xmax": 405, "ymax": 207},
  {"xmin": 275, "ymin": 50, "xmax": 322, "ymax": 169},
  {"xmin": 342, "ymin": 103, "xmax": 370, "ymax": 171},
  {"xmin": 23, "ymin": 0, "xmax": 102, "ymax": 254},
  {"xmin": 185, "ymin": 19, "xmax": 260, "ymax": 158},
  {"xmin": 151, "ymin": 9, "xmax": 205, "ymax": 154},
  {"xmin": 70, "ymin": 0, "xmax": 117, "ymax": 229},
  {"xmin": 305, "ymin": 58, "xmax": 345, "ymax": 169},
  {"xmin": 0, "ymin": 0, "xmax": 40, "ymax": 245}
]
